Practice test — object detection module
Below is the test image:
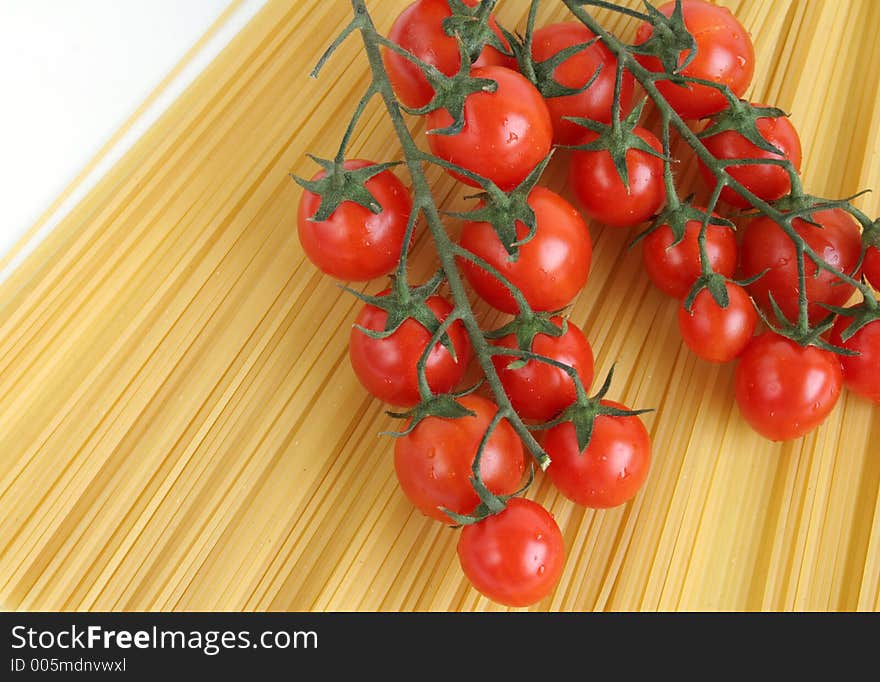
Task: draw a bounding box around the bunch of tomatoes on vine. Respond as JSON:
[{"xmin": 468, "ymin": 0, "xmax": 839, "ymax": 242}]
[{"xmin": 294, "ymin": 0, "xmax": 880, "ymax": 608}]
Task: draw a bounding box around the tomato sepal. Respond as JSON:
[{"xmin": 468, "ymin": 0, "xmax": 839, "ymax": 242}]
[
  {"xmin": 292, "ymin": 155, "xmax": 404, "ymax": 222},
  {"xmin": 697, "ymin": 100, "xmax": 789, "ymax": 156},
  {"xmin": 344, "ymin": 270, "xmax": 460, "ymax": 359},
  {"xmin": 384, "ymin": 385, "xmax": 482, "ymax": 437},
  {"xmin": 628, "ymin": 0, "xmax": 697, "ymax": 79},
  {"xmin": 444, "ymin": 152, "xmax": 553, "ymax": 257},
  {"xmin": 483, "ymin": 310, "xmax": 568, "ymax": 367},
  {"xmin": 819, "ymin": 299, "xmax": 880, "ymax": 343},
  {"xmin": 632, "ymin": 197, "xmax": 733, "ymax": 248},
  {"xmin": 754, "ymin": 291, "xmax": 855, "ymax": 354},
  {"xmin": 443, "ymin": 0, "xmax": 512, "ymax": 62},
  {"xmin": 440, "ymin": 465, "xmax": 535, "ymax": 527},
  {"xmin": 564, "ymin": 98, "xmax": 668, "ymax": 190},
  {"xmin": 534, "ymin": 366, "xmax": 652, "ymax": 452}
]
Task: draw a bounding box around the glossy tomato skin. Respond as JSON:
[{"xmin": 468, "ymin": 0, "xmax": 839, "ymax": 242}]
[
  {"xmin": 491, "ymin": 317, "xmax": 594, "ymax": 422},
  {"xmin": 642, "ymin": 217, "xmax": 737, "ymax": 299},
  {"xmin": 865, "ymin": 246, "xmax": 880, "ymax": 290},
  {"xmin": 734, "ymin": 333, "xmax": 843, "ymax": 441},
  {"xmin": 634, "ymin": 0, "xmax": 755, "ymax": 120},
  {"xmin": 457, "ymin": 497, "xmax": 564, "ymax": 607},
  {"xmin": 297, "ymin": 160, "xmax": 412, "ymax": 281},
  {"xmin": 394, "ymin": 395, "xmax": 525, "ymax": 523},
  {"xmin": 698, "ymin": 110, "xmax": 803, "ymax": 208},
  {"xmin": 740, "ymin": 210, "xmax": 862, "ymax": 325},
  {"xmin": 383, "ymin": 0, "xmax": 513, "ymax": 109},
  {"xmin": 349, "ymin": 293, "xmax": 471, "ymax": 407},
  {"xmin": 531, "ymin": 22, "xmax": 635, "ymax": 145},
  {"xmin": 569, "ymin": 127, "xmax": 665, "ymax": 228},
  {"xmin": 427, "ymin": 66, "xmax": 553, "ymax": 191},
  {"xmin": 678, "ymin": 282, "xmax": 757, "ymax": 363},
  {"xmin": 829, "ymin": 317, "xmax": 880, "ymax": 404},
  {"xmin": 459, "ymin": 186, "xmax": 592, "ymax": 314},
  {"xmin": 544, "ymin": 401, "xmax": 651, "ymax": 508}
]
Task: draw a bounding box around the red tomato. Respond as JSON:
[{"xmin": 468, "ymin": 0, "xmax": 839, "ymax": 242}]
[
  {"xmin": 734, "ymin": 333, "xmax": 842, "ymax": 441},
  {"xmin": 634, "ymin": 0, "xmax": 755, "ymax": 120},
  {"xmin": 740, "ymin": 210, "xmax": 862, "ymax": 325},
  {"xmin": 829, "ymin": 316, "xmax": 880, "ymax": 404},
  {"xmin": 678, "ymin": 282, "xmax": 757, "ymax": 363},
  {"xmin": 382, "ymin": 0, "xmax": 512, "ymax": 109},
  {"xmin": 427, "ymin": 66, "xmax": 553, "ymax": 191},
  {"xmin": 568, "ymin": 127, "xmax": 665, "ymax": 228},
  {"xmin": 544, "ymin": 400, "xmax": 651, "ymax": 508},
  {"xmin": 865, "ymin": 246, "xmax": 880, "ymax": 290},
  {"xmin": 698, "ymin": 108, "xmax": 803, "ymax": 208},
  {"xmin": 297, "ymin": 160, "xmax": 412, "ymax": 281},
  {"xmin": 394, "ymin": 394, "xmax": 525, "ymax": 523},
  {"xmin": 530, "ymin": 22, "xmax": 635, "ymax": 145},
  {"xmin": 458, "ymin": 187, "xmax": 592, "ymax": 314},
  {"xmin": 491, "ymin": 317, "xmax": 595, "ymax": 422},
  {"xmin": 457, "ymin": 497, "xmax": 564, "ymax": 607},
  {"xmin": 642, "ymin": 217, "xmax": 737, "ymax": 299},
  {"xmin": 349, "ymin": 292, "xmax": 471, "ymax": 407}
]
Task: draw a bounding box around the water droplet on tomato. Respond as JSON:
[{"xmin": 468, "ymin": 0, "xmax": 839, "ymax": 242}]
[{"xmin": 537, "ymin": 565, "xmax": 546, "ymax": 576}]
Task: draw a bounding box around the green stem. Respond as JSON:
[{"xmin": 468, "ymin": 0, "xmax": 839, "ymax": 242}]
[{"xmin": 350, "ymin": 0, "xmax": 550, "ymax": 470}]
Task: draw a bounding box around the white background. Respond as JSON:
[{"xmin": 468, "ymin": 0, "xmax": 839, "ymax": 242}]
[{"xmin": 0, "ymin": 0, "xmax": 254, "ymax": 263}]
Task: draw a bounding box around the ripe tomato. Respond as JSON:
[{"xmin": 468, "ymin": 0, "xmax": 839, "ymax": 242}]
[
  {"xmin": 544, "ymin": 401, "xmax": 651, "ymax": 508},
  {"xmin": 382, "ymin": 0, "xmax": 512, "ymax": 109},
  {"xmin": 457, "ymin": 497, "xmax": 564, "ymax": 607},
  {"xmin": 740, "ymin": 210, "xmax": 862, "ymax": 325},
  {"xmin": 829, "ymin": 316, "xmax": 880, "ymax": 404},
  {"xmin": 568, "ymin": 127, "xmax": 665, "ymax": 228},
  {"xmin": 865, "ymin": 246, "xmax": 880, "ymax": 290},
  {"xmin": 530, "ymin": 22, "xmax": 635, "ymax": 145},
  {"xmin": 297, "ymin": 160, "xmax": 412, "ymax": 281},
  {"xmin": 642, "ymin": 217, "xmax": 737, "ymax": 299},
  {"xmin": 734, "ymin": 333, "xmax": 842, "ymax": 441},
  {"xmin": 458, "ymin": 186, "xmax": 592, "ymax": 314},
  {"xmin": 427, "ymin": 66, "xmax": 553, "ymax": 191},
  {"xmin": 394, "ymin": 394, "xmax": 525, "ymax": 523},
  {"xmin": 491, "ymin": 317, "xmax": 594, "ymax": 422},
  {"xmin": 698, "ymin": 109, "xmax": 803, "ymax": 208},
  {"xmin": 678, "ymin": 282, "xmax": 757, "ymax": 363},
  {"xmin": 349, "ymin": 292, "xmax": 471, "ymax": 407},
  {"xmin": 634, "ymin": 0, "xmax": 755, "ymax": 120}
]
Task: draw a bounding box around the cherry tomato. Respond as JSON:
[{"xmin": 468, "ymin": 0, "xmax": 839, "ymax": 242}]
[
  {"xmin": 865, "ymin": 245, "xmax": 880, "ymax": 290},
  {"xmin": 544, "ymin": 401, "xmax": 651, "ymax": 508},
  {"xmin": 457, "ymin": 497, "xmax": 564, "ymax": 607},
  {"xmin": 734, "ymin": 333, "xmax": 842, "ymax": 441},
  {"xmin": 569, "ymin": 127, "xmax": 665, "ymax": 228},
  {"xmin": 491, "ymin": 317, "xmax": 594, "ymax": 422},
  {"xmin": 297, "ymin": 160, "xmax": 412, "ymax": 281},
  {"xmin": 642, "ymin": 217, "xmax": 737, "ymax": 299},
  {"xmin": 394, "ymin": 394, "xmax": 525, "ymax": 523},
  {"xmin": 349, "ymin": 292, "xmax": 471, "ymax": 407},
  {"xmin": 829, "ymin": 316, "xmax": 880, "ymax": 404},
  {"xmin": 740, "ymin": 210, "xmax": 862, "ymax": 325},
  {"xmin": 427, "ymin": 66, "xmax": 553, "ymax": 191},
  {"xmin": 698, "ymin": 108, "xmax": 803, "ymax": 208},
  {"xmin": 458, "ymin": 186, "xmax": 592, "ymax": 314},
  {"xmin": 382, "ymin": 0, "xmax": 512, "ymax": 109},
  {"xmin": 678, "ymin": 282, "xmax": 757, "ymax": 363},
  {"xmin": 634, "ymin": 0, "xmax": 755, "ymax": 120},
  {"xmin": 530, "ymin": 22, "xmax": 635, "ymax": 145}
]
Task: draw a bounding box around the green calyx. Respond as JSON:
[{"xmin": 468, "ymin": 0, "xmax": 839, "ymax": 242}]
[
  {"xmin": 345, "ymin": 270, "xmax": 459, "ymax": 357},
  {"xmin": 756, "ymin": 292, "xmax": 850, "ymax": 353},
  {"xmin": 536, "ymin": 366, "xmax": 652, "ymax": 453},
  {"xmin": 384, "ymin": 384, "xmax": 481, "ymax": 437},
  {"xmin": 822, "ymin": 299, "xmax": 880, "ymax": 343},
  {"xmin": 501, "ymin": 0, "xmax": 602, "ymax": 99},
  {"xmin": 445, "ymin": 152, "xmax": 553, "ymax": 258},
  {"xmin": 443, "ymin": 0, "xmax": 509, "ymax": 64},
  {"xmin": 697, "ymin": 100, "xmax": 789, "ymax": 156},
  {"xmin": 633, "ymin": 197, "xmax": 733, "ymax": 248},
  {"xmin": 565, "ymin": 98, "xmax": 667, "ymax": 190},
  {"xmin": 293, "ymin": 155, "xmax": 402, "ymax": 222},
  {"xmin": 484, "ymin": 311, "xmax": 567, "ymax": 368},
  {"xmin": 628, "ymin": 0, "xmax": 697, "ymax": 80}
]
